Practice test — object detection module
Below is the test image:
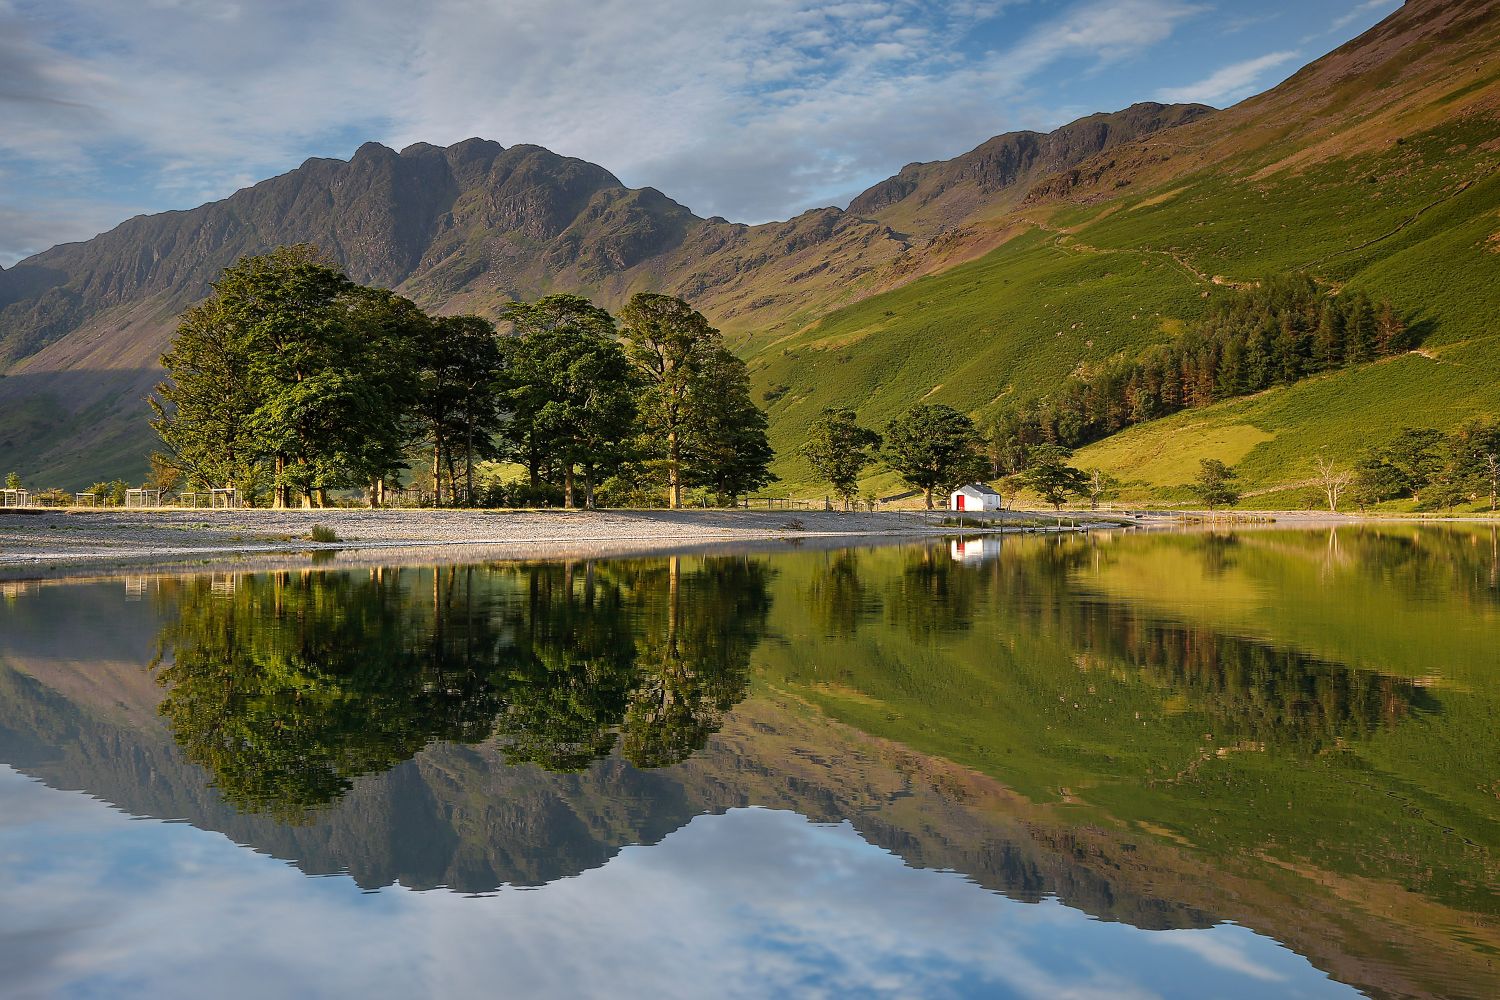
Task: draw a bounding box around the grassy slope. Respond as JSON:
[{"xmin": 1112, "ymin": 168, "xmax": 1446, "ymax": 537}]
[
  {"xmin": 750, "ymin": 91, "xmax": 1500, "ymax": 503},
  {"xmin": 751, "ymin": 227, "xmax": 1208, "ymax": 493}
]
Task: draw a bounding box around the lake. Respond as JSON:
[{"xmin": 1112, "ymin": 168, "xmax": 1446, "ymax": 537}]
[{"xmin": 0, "ymin": 526, "xmax": 1496, "ymax": 998}]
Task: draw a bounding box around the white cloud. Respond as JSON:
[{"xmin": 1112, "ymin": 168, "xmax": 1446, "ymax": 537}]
[
  {"xmin": 1154, "ymin": 49, "xmax": 1301, "ymax": 106},
  {"xmin": 0, "ymin": 0, "xmax": 1212, "ymax": 262},
  {"xmin": 1329, "ymin": 0, "xmax": 1399, "ymax": 34}
]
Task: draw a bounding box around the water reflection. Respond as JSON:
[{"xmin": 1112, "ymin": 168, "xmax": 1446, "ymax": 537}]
[
  {"xmin": 151, "ymin": 556, "xmax": 770, "ymax": 813},
  {"xmin": 0, "ymin": 527, "xmax": 1496, "ymax": 998}
]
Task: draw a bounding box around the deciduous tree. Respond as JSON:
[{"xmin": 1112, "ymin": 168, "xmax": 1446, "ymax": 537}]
[
  {"xmin": 882, "ymin": 404, "xmax": 987, "ymax": 509},
  {"xmin": 1312, "ymin": 452, "xmax": 1354, "ymax": 512},
  {"xmin": 802, "ymin": 408, "xmax": 881, "ymax": 509},
  {"xmin": 1083, "ymin": 467, "xmax": 1122, "ymax": 511},
  {"xmin": 1190, "ymin": 459, "xmax": 1241, "ymax": 511},
  {"xmin": 1022, "ymin": 444, "xmax": 1089, "ymax": 511}
]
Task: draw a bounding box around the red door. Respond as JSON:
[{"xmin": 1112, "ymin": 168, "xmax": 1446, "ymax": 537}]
[{"xmin": 956, "ymin": 494, "xmax": 966, "ymax": 511}]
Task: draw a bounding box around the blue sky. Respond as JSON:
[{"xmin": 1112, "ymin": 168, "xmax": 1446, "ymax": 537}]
[{"xmin": 0, "ymin": 0, "xmax": 1403, "ymax": 265}]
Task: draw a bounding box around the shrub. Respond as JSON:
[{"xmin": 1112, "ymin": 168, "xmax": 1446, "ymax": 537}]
[{"xmin": 309, "ymin": 524, "xmax": 340, "ymax": 543}]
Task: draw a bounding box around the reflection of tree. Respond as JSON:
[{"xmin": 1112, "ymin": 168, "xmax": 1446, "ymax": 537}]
[
  {"xmin": 153, "ymin": 570, "xmax": 503, "ymax": 818},
  {"xmin": 1199, "ymin": 532, "xmax": 1238, "ymax": 578},
  {"xmin": 1338, "ymin": 527, "xmax": 1500, "ymax": 608},
  {"xmin": 153, "ymin": 557, "xmax": 773, "ymax": 815},
  {"xmin": 490, "ymin": 563, "xmax": 640, "ymax": 771},
  {"xmin": 1051, "ymin": 599, "xmax": 1433, "ymax": 751},
  {"xmin": 887, "ymin": 548, "xmax": 978, "ymax": 637},
  {"xmin": 621, "ymin": 556, "xmax": 771, "ymax": 768},
  {"xmin": 805, "ymin": 551, "xmax": 881, "ymax": 638}
]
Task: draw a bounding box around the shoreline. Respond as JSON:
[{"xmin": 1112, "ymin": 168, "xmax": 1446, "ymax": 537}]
[
  {"xmin": 2, "ymin": 506, "xmax": 1492, "ymax": 582},
  {"xmin": 0, "ymin": 508, "xmax": 1026, "ymax": 580}
]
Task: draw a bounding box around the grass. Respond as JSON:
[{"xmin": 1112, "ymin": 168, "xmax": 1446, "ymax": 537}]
[{"xmin": 308, "ymin": 524, "xmax": 341, "ymax": 544}]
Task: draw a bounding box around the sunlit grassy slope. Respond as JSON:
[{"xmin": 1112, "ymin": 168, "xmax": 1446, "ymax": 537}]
[{"xmin": 750, "ymin": 110, "xmax": 1500, "ymax": 503}]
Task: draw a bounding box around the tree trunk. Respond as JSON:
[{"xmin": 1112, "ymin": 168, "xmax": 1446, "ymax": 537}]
[
  {"xmin": 924, "ymin": 486, "xmax": 934, "ymax": 510},
  {"xmin": 564, "ymin": 463, "xmax": 575, "ymax": 509},
  {"xmin": 465, "ymin": 425, "xmax": 476, "ymax": 505},
  {"xmin": 668, "ymin": 428, "xmax": 681, "ymax": 509},
  {"xmin": 432, "ymin": 437, "xmax": 443, "ymax": 507},
  {"xmin": 273, "ymin": 455, "xmax": 289, "ymax": 509}
]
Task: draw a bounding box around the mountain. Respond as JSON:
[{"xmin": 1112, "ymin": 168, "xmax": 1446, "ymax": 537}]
[
  {"xmin": 3, "ymin": 0, "xmax": 1498, "ymax": 498},
  {"xmin": 0, "ymin": 103, "xmax": 1208, "ymax": 486}
]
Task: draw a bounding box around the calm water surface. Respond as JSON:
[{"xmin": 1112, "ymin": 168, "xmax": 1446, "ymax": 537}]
[{"xmin": 0, "ymin": 527, "xmax": 1496, "ymax": 999}]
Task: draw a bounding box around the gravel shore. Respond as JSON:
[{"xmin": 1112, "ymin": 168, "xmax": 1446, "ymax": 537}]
[{"xmin": 0, "ymin": 506, "xmax": 995, "ymax": 577}]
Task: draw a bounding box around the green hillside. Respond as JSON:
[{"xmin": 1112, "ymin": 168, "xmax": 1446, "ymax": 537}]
[{"xmin": 751, "ymin": 107, "xmax": 1500, "ymax": 502}]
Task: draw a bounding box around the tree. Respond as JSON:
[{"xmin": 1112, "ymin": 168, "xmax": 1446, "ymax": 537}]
[
  {"xmin": 1312, "ymin": 452, "xmax": 1354, "ymax": 512},
  {"xmin": 1083, "ymin": 468, "xmax": 1122, "ymax": 511},
  {"xmin": 1352, "ymin": 454, "xmax": 1403, "ymax": 509},
  {"xmin": 1190, "ymin": 459, "xmax": 1241, "ymax": 511},
  {"xmin": 4, "ymin": 472, "xmax": 20, "ymax": 491},
  {"xmin": 149, "ymin": 295, "xmax": 262, "ymax": 495},
  {"xmin": 1436, "ymin": 419, "xmax": 1500, "ymax": 512},
  {"xmin": 682, "ymin": 347, "xmax": 777, "ymax": 505},
  {"xmin": 1021, "ymin": 444, "xmax": 1089, "ymax": 511},
  {"xmin": 619, "ymin": 294, "xmax": 767, "ymax": 508},
  {"xmin": 1380, "ymin": 427, "xmax": 1446, "ymax": 506},
  {"xmin": 802, "ymin": 408, "xmax": 881, "ymax": 509},
  {"xmin": 407, "ymin": 310, "xmax": 506, "ymax": 506},
  {"xmin": 882, "ymin": 404, "xmax": 988, "ymax": 509},
  {"xmin": 503, "ymin": 295, "xmax": 634, "ymax": 505},
  {"xmin": 153, "ymin": 246, "xmax": 418, "ymax": 508}
]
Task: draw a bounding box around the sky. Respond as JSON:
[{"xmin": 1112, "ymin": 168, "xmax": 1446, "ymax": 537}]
[{"xmin": 0, "ymin": 0, "xmax": 1403, "ymax": 266}]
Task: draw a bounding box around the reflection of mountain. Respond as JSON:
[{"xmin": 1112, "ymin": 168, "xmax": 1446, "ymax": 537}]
[
  {"xmin": 0, "ymin": 652, "xmax": 1208, "ymax": 930},
  {"xmin": 2, "ymin": 530, "xmax": 1498, "ymax": 1000}
]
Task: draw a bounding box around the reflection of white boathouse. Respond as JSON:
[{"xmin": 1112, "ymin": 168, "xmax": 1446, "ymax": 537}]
[{"xmin": 950, "ymin": 537, "xmax": 1002, "ymax": 563}]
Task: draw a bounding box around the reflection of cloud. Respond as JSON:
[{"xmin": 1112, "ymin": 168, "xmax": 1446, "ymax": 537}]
[
  {"xmin": 1154, "ymin": 929, "xmax": 1288, "ymax": 982},
  {"xmin": 0, "ymin": 769, "xmax": 1351, "ymax": 999}
]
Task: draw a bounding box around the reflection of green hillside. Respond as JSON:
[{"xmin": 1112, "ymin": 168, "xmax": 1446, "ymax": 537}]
[
  {"xmin": 1080, "ymin": 527, "xmax": 1500, "ymax": 680},
  {"xmin": 759, "ymin": 531, "xmax": 1500, "ymax": 920}
]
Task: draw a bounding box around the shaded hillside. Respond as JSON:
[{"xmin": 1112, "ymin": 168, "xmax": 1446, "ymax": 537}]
[{"xmin": 0, "ymin": 104, "xmax": 1209, "ymax": 487}]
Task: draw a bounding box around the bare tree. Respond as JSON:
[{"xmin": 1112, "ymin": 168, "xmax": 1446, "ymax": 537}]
[{"xmin": 1313, "ymin": 452, "xmax": 1354, "ymax": 513}]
